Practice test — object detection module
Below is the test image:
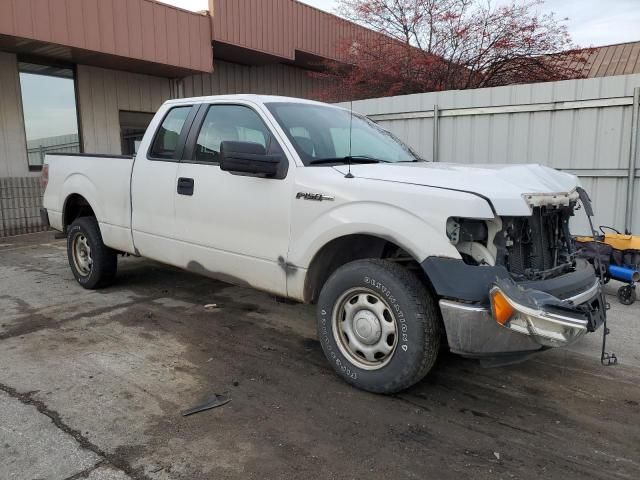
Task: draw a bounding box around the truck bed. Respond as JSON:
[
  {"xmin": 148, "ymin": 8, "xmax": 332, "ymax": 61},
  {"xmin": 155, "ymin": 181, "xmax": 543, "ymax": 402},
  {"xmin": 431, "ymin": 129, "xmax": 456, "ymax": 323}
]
[{"xmin": 43, "ymin": 153, "xmax": 136, "ymax": 254}]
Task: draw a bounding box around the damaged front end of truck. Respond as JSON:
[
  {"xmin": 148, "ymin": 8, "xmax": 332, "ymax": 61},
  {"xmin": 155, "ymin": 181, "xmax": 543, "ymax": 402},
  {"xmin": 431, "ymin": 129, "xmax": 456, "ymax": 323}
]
[{"xmin": 425, "ymin": 189, "xmax": 608, "ymax": 365}]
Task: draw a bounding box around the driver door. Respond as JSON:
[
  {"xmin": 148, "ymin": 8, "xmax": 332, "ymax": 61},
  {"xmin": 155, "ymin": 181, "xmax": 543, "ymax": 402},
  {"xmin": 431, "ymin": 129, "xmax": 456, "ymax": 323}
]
[{"xmin": 173, "ymin": 102, "xmax": 293, "ymax": 295}]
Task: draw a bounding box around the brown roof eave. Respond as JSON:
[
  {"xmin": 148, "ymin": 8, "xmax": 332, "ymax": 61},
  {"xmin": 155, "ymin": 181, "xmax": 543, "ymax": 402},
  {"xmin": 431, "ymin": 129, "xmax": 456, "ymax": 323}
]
[
  {"xmin": 0, "ymin": 0, "xmax": 213, "ymax": 74},
  {"xmin": 0, "ymin": 34, "xmax": 212, "ymax": 77}
]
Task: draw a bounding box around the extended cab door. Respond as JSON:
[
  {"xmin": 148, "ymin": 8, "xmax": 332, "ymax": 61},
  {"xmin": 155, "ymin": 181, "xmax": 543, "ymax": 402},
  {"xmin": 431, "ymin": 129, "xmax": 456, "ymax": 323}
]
[
  {"xmin": 131, "ymin": 104, "xmax": 197, "ymax": 260},
  {"xmin": 172, "ymin": 102, "xmax": 293, "ymax": 295}
]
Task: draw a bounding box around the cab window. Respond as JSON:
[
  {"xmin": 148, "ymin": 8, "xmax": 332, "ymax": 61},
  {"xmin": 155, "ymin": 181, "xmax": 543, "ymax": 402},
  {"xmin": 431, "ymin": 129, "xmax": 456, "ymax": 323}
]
[
  {"xmin": 193, "ymin": 105, "xmax": 280, "ymax": 163},
  {"xmin": 149, "ymin": 106, "xmax": 191, "ymax": 159}
]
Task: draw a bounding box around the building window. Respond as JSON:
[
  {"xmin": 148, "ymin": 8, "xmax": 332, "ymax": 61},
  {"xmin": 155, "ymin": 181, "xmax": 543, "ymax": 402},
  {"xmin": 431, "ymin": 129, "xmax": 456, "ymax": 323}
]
[
  {"xmin": 18, "ymin": 62, "xmax": 81, "ymax": 171},
  {"xmin": 119, "ymin": 111, "xmax": 154, "ymax": 155}
]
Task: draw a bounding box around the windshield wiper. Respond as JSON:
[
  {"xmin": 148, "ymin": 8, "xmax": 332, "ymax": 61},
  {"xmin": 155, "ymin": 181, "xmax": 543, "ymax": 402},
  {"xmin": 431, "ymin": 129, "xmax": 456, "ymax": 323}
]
[{"xmin": 308, "ymin": 156, "xmax": 390, "ymax": 165}]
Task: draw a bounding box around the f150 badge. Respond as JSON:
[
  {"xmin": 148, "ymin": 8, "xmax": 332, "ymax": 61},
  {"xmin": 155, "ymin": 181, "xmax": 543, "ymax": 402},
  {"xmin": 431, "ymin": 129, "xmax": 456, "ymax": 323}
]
[{"xmin": 296, "ymin": 192, "xmax": 334, "ymax": 202}]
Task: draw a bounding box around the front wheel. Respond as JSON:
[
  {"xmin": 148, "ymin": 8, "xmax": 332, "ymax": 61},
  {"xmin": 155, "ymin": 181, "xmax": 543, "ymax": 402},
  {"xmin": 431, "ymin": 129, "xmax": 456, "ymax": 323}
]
[
  {"xmin": 316, "ymin": 259, "xmax": 441, "ymax": 394},
  {"xmin": 67, "ymin": 217, "xmax": 118, "ymax": 289}
]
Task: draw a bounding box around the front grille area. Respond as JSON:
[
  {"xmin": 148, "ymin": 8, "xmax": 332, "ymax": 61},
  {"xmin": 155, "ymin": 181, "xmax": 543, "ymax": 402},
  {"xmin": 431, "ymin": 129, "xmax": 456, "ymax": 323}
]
[
  {"xmin": 507, "ymin": 209, "xmax": 554, "ymax": 274},
  {"xmin": 498, "ymin": 206, "xmax": 574, "ymax": 279}
]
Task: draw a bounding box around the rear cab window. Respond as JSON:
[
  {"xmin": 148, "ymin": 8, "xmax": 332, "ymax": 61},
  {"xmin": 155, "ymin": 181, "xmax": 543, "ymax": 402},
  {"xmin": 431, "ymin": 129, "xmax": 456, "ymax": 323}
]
[{"xmin": 149, "ymin": 106, "xmax": 192, "ymax": 160}]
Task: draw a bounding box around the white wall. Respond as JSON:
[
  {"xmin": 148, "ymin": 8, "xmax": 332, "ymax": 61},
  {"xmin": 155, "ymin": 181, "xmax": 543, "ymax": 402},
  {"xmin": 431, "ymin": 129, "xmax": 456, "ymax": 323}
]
[
  {"xmin": 0, "ymin": 52, "xmax": 29, "ymax": 177},
  {"xmin": 182, "ymin": 59, "xmax": 326, "ymax": 99},
  {"xmin": 76, "ymin": 65, "xmax": 173, "ymax": 155},
  {"xmin": 76, "ymin": 60, "xmax": 325, "ymax": 157}
]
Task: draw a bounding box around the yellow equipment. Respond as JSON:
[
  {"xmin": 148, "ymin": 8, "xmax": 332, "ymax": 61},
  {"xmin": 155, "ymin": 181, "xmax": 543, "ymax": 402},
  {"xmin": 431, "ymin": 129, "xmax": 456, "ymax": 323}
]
[
  {"xmin": 575, "ymin": 233, "xmax": 640, "ymax": 251},
  {"xmin": 575, "ymin": 227, "xmax": 640, "ymax": 305}
]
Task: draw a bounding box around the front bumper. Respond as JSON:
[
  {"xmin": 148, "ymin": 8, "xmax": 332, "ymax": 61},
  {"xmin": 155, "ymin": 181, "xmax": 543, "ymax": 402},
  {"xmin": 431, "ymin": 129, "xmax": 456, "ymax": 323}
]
[{"xmin": 439, "ymin": 278, "xmax": 606, "ymax": 361}]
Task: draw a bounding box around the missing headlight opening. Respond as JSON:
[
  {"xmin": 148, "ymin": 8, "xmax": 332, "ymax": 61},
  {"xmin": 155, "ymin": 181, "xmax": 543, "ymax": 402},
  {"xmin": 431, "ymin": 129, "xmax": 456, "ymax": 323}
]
[{"xmin": 448, "ymin": 196, "xmax": 578, "ymax": 281}]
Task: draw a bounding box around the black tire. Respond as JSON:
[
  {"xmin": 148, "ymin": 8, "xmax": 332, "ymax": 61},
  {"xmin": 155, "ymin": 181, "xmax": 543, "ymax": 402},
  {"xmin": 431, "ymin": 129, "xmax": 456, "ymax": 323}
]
[
  {"xmin": 617, "ymin": 285, "xmax": 636, "ymax": 305},
  {"xmin": 67, "ymin": 217, "xmax": 117, "ymax": 289},
  {"xmin": 317, "ymin": 259, "xmax": 441, "ymax": 394}
]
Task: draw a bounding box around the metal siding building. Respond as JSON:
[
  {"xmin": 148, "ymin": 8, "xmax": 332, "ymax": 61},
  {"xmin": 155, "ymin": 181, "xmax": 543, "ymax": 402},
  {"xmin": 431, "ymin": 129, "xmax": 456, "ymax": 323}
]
[
  {"xmin": 0, "ymin": 52, "xmax": 27, "ymax": 179},
  {"xmin": 182, "ymin": 60, "xmax": 328, "ymax": 99},
  {"xmin": 211, "ymin": 0, "xmax": 375, "ymax": 65},
  {"xmin": 75, "ymin": 65, "xmax": 175, "ymax": 155},
  {"xmin": 0, "ymin": 0, "xmax": 212, "ymax": 75},
  {"xmin": 578, "ymin": 41, "xmax": 640, "ymax": 78},
  {"xmin": 0, "ymin": 0, "xmax": 370, "ymax": 236}
]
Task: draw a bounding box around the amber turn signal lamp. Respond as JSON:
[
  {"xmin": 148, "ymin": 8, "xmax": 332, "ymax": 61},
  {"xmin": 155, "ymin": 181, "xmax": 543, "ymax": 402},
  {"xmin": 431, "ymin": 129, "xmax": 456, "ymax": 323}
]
[{"xmin": 491, "ymin": 290, "xmax": 514, "ymax": 325}]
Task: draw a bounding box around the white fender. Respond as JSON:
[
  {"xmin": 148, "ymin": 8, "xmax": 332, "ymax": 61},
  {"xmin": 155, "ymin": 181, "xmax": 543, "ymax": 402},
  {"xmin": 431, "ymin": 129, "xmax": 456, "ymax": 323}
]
[
  {"xmin": 290, "ymin": 201, "xmax": 462, "ymax": 269},
  {"xmin": 61, "ymin": 173, "xmax": 103, "ymax": 222}
]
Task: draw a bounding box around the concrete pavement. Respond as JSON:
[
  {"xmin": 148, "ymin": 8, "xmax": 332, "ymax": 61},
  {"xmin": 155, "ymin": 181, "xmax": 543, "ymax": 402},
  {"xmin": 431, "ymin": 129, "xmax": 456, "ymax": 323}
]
[{"xmin": 1, "ymin": 232, "xmax": 638, "ymax": 479}]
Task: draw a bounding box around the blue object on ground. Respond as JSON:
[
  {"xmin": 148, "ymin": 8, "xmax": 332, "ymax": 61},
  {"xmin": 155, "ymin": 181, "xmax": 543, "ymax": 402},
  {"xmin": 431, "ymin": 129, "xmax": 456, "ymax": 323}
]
[{"xmin": 608, "ymin": 265, "xmax": 640, "ymax": 283}]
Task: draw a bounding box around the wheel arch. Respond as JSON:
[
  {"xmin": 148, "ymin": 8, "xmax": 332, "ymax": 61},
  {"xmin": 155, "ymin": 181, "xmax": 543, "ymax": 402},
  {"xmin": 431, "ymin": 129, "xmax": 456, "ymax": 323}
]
[
  {"xmin": 63, "ymin": 193, "xmax": 97, "ymax": 231},
  {"xmin": 302, "ymin": 233, "xmax": 435, "ymax": 304},
  {"xmin": 290, "ymin": 202, "xmax": 461, "ymax": 303},
  {"xmin": 60, "ymin": 173, "xmax": 103, "ymax": 232}
]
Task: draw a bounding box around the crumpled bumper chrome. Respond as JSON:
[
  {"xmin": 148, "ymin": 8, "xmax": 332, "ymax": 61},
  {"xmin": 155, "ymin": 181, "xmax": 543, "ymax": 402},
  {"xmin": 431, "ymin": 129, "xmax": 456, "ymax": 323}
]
[
  {"xmin": 439, "ymin": 279, "xmax": 605, "ymax": 359},
  {"xmin": 488, "ymin": 281, "xmax": 600, "ymax": 348}
]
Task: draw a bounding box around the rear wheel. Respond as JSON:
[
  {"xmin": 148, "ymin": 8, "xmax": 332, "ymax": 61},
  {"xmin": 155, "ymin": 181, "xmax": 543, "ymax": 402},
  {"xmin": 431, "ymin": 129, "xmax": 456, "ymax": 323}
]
[
  {"xmin": 67, "ymin": 217, "xmax": 117, "ymax": 289},
  {"xmin": 316, "ymin": 259, "xmax": 441, "ymax": 394}
]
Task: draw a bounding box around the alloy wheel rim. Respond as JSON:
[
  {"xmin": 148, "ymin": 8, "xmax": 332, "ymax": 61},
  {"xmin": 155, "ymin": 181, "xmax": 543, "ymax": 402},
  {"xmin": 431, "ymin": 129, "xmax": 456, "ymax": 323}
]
[{"xmin": 332, "ymin": 287, "xmax": 398, "ymax": 370}]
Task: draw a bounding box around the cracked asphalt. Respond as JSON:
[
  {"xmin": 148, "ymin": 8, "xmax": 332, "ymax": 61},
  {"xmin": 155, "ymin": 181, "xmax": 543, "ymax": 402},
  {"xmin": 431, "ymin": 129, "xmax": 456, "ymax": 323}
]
[{"xmin": 1, "ymin": 232, "xmax": 639, "ymax": 479}]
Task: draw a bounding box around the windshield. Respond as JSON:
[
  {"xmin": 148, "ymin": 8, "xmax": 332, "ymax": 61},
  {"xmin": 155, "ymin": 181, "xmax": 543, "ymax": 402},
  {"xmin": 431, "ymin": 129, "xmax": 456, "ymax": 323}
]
[{"xmin": 265, "ymin": 102, "xmax": 421, "ymax": 165}]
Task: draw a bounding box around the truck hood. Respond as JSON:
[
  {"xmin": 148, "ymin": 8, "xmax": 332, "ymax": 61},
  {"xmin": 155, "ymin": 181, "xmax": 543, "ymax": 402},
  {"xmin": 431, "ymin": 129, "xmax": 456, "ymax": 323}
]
[{"xmin": 333, "ymin": 162, "xmax": 580, "ymax": 216}]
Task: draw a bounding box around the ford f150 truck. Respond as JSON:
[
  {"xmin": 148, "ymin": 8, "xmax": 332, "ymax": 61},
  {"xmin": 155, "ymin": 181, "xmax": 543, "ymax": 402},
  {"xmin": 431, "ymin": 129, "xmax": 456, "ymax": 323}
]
[{"xmin": 42, "ymin": 95, "xmax": 606, "ymax": 393}]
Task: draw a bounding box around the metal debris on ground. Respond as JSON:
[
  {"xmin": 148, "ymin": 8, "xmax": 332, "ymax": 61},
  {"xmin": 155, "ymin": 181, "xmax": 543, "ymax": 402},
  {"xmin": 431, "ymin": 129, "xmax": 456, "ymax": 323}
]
[{"xmin": 181, "ymin": 393, "xmax": 231, "ymax": 416}]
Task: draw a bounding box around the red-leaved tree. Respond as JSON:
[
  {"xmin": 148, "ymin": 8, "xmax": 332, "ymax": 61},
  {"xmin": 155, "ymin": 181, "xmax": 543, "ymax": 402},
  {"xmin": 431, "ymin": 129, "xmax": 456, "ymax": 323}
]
[{"xmin": 315, "ymin": 0, "xmax": 591, "ymax": 101}]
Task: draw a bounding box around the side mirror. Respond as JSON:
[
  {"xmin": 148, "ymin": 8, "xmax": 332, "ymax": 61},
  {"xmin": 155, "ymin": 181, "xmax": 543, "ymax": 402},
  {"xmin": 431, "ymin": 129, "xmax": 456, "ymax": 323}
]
[{"xmin": 219, "ymin": 141, "xmax": 283, "ymax": 178}]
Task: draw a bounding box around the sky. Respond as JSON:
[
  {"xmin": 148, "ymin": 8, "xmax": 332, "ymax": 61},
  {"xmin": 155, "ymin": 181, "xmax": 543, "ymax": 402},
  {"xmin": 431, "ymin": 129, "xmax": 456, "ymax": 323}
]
[{"xmin": 162, "ymin": 0, "xmax": 640, "ymax": 48}]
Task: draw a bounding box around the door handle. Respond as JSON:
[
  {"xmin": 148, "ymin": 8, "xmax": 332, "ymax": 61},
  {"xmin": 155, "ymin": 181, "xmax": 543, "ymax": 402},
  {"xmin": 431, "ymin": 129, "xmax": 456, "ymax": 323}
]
[{"xmin": 177, "ymin": 177, "xmax": 194, "ymax": 196}]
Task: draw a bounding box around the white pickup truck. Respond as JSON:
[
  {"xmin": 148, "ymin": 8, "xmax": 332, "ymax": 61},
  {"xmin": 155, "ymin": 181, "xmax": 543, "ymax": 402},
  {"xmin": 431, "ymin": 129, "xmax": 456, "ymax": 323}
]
[{"xmin": 42, "ymin": 95, "xmax": 606, "ymax": 393}]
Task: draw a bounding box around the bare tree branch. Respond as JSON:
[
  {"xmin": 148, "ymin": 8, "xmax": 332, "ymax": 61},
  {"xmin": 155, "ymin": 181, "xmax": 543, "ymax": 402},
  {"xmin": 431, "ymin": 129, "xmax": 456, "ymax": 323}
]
[{"xmin": 315, "ymin": 0, "xmax": 588, "ymax": 101}]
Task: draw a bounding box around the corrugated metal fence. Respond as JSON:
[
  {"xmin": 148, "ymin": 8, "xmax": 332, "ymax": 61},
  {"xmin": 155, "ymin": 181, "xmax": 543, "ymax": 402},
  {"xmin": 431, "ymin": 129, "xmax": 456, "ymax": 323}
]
[{"xmin": 341, "ymin": 74, "xmax": 640, "ymax": 234}]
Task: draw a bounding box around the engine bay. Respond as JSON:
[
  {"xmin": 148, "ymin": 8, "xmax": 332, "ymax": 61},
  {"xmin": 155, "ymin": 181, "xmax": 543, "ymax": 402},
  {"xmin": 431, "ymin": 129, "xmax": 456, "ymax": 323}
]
[{"xmin": 448, "ymin": 197, "xmax": 578, "ymax": 281}]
